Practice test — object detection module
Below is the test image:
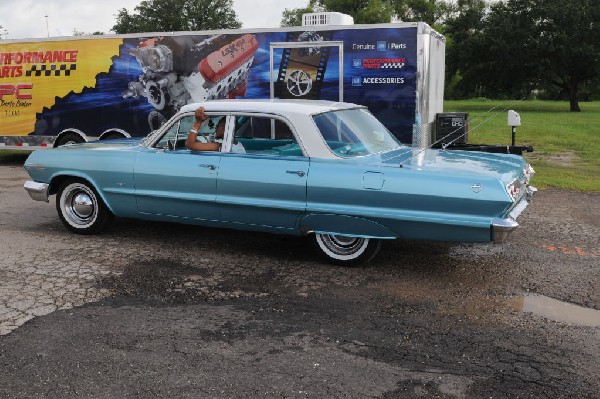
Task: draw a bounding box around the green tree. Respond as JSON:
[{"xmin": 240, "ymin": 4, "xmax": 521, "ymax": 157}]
[
  {"xmin": 311, "ymin": 0, "xmax": 396, "ymax": 23},
  {"xmin": 112, "ymin": 0, "xmax": 241, "ymax": 34},
  {"xmin": 533, "ymin": 0, "xmax": 600, "ymax": 111},
  {"xmin": 73, "ymin": 29, "xmax": 104, "ymax": 36},
  {"xmin": 443, "ymin": 0, "xmax": 488, "ymax": 98},
  {"xmin": 445, "ymin": 0, "xmax": 600, "ymax": 111},
  {"xmin": 289, "ymin": 0, "xmax": 452, "ymax": 25},
  {"xmin": 392, "ymin": 0, "xmax": 454, "ymax": 26},
  {"xmin": 281, "ymin": 2, "xmax": 318, "ymax": 27},
  {"xmin": 446, "ymin": 0, "xmax": 541, "ymax": 99}
]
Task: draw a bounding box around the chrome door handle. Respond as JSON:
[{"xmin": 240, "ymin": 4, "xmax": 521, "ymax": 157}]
[
  {"xmin": 286, "ymin": 170, "xmax": 305, "ymax": 177},
  {"xmin": 199, "ymin": 164, "xmax": 217, "ymax": 170}
]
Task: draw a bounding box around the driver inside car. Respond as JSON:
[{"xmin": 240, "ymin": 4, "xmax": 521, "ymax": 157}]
[{"xmin": 186, "ymin": 107, "xmax": 245, "ymax": 153}]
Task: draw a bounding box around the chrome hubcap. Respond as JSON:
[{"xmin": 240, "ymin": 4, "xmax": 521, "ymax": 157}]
[
  {"xmin": 72, "ymin": 193, "xmax": 94, "ymax": 218},
  {"xmin": 321, "ymin": 235, "xmax": 365, "ymax": 255},
  {"xmin": 62, "ymin": 184, "xmax": 97, "ymax": 226}
]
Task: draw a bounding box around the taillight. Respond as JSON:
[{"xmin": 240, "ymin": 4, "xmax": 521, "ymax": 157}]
[
  {"xmin": 523, "ymin": 164, "xmax": 535, "ymax": 184},
  {"xmin": 506, "ymin": 180, "xmax": 523, "ymax": 202}
]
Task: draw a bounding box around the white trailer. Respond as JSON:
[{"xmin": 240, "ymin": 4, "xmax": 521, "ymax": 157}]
[{"xmin": 1, "ymin": 14, "xmax": 445, "ymax": 150}]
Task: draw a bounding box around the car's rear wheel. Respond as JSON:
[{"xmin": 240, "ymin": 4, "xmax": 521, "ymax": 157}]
[
  {"xmin": 56, "ymin": 179, "xmax": 112, "ymax": 234},
  {"xmin": 314, "ymin": 233, "xmax": 382, "ymax": 266}
]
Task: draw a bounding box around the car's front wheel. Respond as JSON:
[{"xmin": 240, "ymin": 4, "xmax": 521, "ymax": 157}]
[
  {"xmin": 313, "ymin": 233, "xmax": 382, "ymax": 266},
  {"xmin": 56, "ymin": 179, "xmax": 112, "ymax": 234}
]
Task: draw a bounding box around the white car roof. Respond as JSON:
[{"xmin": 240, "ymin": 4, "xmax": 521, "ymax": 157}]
[
  {"xmin": 176, "ymin": 99, "xmax": 368, "ymax": 159},
  {"xmin": 179, "ymin": 99, "xmax": 364, "ymax": 116}
]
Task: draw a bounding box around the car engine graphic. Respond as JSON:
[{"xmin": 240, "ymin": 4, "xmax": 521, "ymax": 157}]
[{"xmin": 123, "ymin": 34, "xmax": 258, "ymax": 128}]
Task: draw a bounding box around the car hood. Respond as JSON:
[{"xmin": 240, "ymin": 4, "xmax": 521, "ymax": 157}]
[{"xmin": 378, "ymin": 147, "xmax": 528, "ymax": 184}]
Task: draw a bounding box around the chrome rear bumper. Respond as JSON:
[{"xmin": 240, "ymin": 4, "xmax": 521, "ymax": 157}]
[
  {"xmin": 492, "ymin": 186, "xmax": 537, "ymax": 243},
  {"xmin": 24, "ymin": 181, "xmax": 50, "ymax": 202}
]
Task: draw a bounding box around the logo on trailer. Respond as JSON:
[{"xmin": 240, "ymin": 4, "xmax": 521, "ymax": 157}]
[
  {"xmin": 0, "ymin": 84, "xmax": 33, "ymax": 99},
  {"xmin": 286, "ymin": 70, "xmax": 312, "ymax": 96},
  {"xmin": 362, "ymin": 58, "xmax": 406, "ymax": 69},
  {"xmin": 352, "ymin": 77, "xmax": 405, "ymax": 85},
  {"xmin": 26, "ymin": 64, "xmax": 77, "ymax": 77}
]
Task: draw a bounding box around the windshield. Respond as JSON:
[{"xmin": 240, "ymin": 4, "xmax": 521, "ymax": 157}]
[{"xmin": 312, "ymin": 108, "xmax": 401, "ymax": 157}]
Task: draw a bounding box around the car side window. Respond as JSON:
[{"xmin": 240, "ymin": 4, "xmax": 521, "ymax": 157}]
[
  {"xmin": 154, "ymin": 115, "xmax": 226, "ymax": 150},
  {"xmin": 234, "ymin": 116, "xmax": 303, "ymax": 157},
  {"xmin": 155, "ymin": 121, "xmax": 180, "ymax": 149}
]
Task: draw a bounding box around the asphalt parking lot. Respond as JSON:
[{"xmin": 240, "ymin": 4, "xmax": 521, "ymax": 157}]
[{"xmin": 1, "ymin": 154, "xmax": 599, "ymax": 398}]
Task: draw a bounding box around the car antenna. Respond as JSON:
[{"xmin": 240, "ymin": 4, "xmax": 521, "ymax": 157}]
[{"xmin": 399, "ymin": 96, "xmax": 529, "ymax": 167}]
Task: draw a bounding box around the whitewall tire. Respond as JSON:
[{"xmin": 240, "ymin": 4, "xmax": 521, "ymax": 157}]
[
  {"xmin": 56, "ymin": 179, "xmax": 112, "ymax": 234},
  {"xmin": 314, "ymin": 233, "xmax": 382, "ymax": 266}
]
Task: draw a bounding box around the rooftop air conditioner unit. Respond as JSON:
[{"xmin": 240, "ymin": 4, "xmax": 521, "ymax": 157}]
[{"xmin": 302, "ymin": 12, "xmax": 354, "ymax": 26}]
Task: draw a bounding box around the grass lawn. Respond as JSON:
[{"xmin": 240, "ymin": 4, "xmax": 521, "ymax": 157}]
[{"xmin": 445, "ymin": 100, "xmax": 600, "ymax": 192}]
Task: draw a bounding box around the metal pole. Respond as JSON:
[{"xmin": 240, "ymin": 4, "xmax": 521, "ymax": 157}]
[{"xmin": 45, "ymin": 15, "xmax": 49, "ymax": 37}]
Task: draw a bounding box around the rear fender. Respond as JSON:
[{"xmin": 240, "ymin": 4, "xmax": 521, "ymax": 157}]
[{"xmin": 299, "ymin": 213, "xmax": 397, "ymax": 239}]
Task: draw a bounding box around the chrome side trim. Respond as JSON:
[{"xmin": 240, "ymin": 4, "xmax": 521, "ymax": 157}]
[{"xmin": 24, "ymin": 181, "xmax": 50, "ymax": 202}]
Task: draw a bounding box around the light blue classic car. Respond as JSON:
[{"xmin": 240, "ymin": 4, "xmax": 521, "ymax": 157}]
[{"xmin": 24, "ymin": 100, "xmax": 535, "ymax": 265}]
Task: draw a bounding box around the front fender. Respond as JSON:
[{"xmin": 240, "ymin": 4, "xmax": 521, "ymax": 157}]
[
  {"xmin": 299, "ymin": 213, "xmax": 397, "ymax": 239},
  {"xmin": 46, "ymin": 171, "xmax": 138, "ymax": 220},
  {"xmin": 47, "ymin": 172, "xmax": 113, "ymax": 210}
]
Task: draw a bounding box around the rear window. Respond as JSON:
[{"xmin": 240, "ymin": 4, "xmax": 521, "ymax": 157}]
[{"xmin": 312, "ymin": 108, "xmax": 400, "ymax": 157}]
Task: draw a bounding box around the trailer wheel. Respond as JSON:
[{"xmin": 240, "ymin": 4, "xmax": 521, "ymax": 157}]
[
  {"xmin": 101, "ymin": 132, "xmax": 125, "ymax": 140},
  {"xmin": 313, "ymin": 233, "xmax": 381, "ymax": 266},
  {"xmin": 56, "ymin": 179, "xmax": 112, "ymax": 234},
  {"xmin": 55, "ymin": 133, "xmax": 84, "ymax": 147}
]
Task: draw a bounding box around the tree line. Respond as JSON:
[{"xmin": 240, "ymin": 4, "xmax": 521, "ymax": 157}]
[{"xmin": 111, "ymin": 0, "xmax": 600, "ymax": 111}]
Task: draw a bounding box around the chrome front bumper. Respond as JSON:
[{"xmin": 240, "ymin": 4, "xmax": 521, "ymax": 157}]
[
  {"xmin": 24, "ymin": 180, "xmax": 50, "ymax": 202},
  {"xmin": 492, "ymin": 186, "xmax": 537, "ymax": 244}
]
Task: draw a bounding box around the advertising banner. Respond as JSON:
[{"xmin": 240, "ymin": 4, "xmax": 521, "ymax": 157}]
[
  {"xmin": 0, "ymin": 26, "xmax": 418, "ymax": 142},
  {"xmin": 0, "ymin": 38, "xmax": 122, "ymax": 136}
]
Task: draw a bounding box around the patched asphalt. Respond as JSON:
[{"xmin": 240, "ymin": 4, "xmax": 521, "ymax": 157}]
[{"xmin": 1, "ymin": 159, "xmax": 599, "ymax": 398}]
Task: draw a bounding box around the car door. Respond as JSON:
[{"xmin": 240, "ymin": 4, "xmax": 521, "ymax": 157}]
[
  {"xmin": 134, "ymin": 114, "xmax": 222, "ymax": 221},
  {"xmin": 216, "ymin": 115, "xmax": 308, "ymax": 230}
]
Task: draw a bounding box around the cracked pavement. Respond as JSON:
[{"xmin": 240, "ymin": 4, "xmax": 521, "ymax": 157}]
[{"xmin": 1, "ymin": 156, "xmax": 600, "ymax": 398}]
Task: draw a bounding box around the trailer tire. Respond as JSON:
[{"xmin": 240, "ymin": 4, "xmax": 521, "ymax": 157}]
[
  {"xmin": 101, "ymin": 132, "xmax": 125, "ymax": 140},
  {"xmin": 56, "ymin": 179, "xmax": 113, "ymax": 234},
  {"xmin": 55, "ymin": 133, "xmax": 85, "ymax": 147}
]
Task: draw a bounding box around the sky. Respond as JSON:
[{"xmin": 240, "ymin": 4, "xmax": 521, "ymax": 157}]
[{"xmin": 0, "ymin": 0, "xmax": 310, "ymax": 40}]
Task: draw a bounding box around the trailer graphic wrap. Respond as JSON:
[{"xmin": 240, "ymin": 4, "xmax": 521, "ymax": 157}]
[
  {"xmin": 1, "ymin": 25, "xmax": 430, "ymax": 147},
  {"xmin": 121, "ymin": 33, "xmax": 260, "ymax": 128},
  {"xmin": 0, "ymin": 39, "xmax": 121, "ymax": 136},
  {"xmin": 342, "ymin": 28, "xmax": 417, "ymax": 142},
  {"xmin": 273, "ymin": 31, "xmax": 336, "ymax": 100}
]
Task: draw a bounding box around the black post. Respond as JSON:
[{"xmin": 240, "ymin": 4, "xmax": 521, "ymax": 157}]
[{"xmin": 511, "ymin": 126, "xmax": 516, "ymax": 147}]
